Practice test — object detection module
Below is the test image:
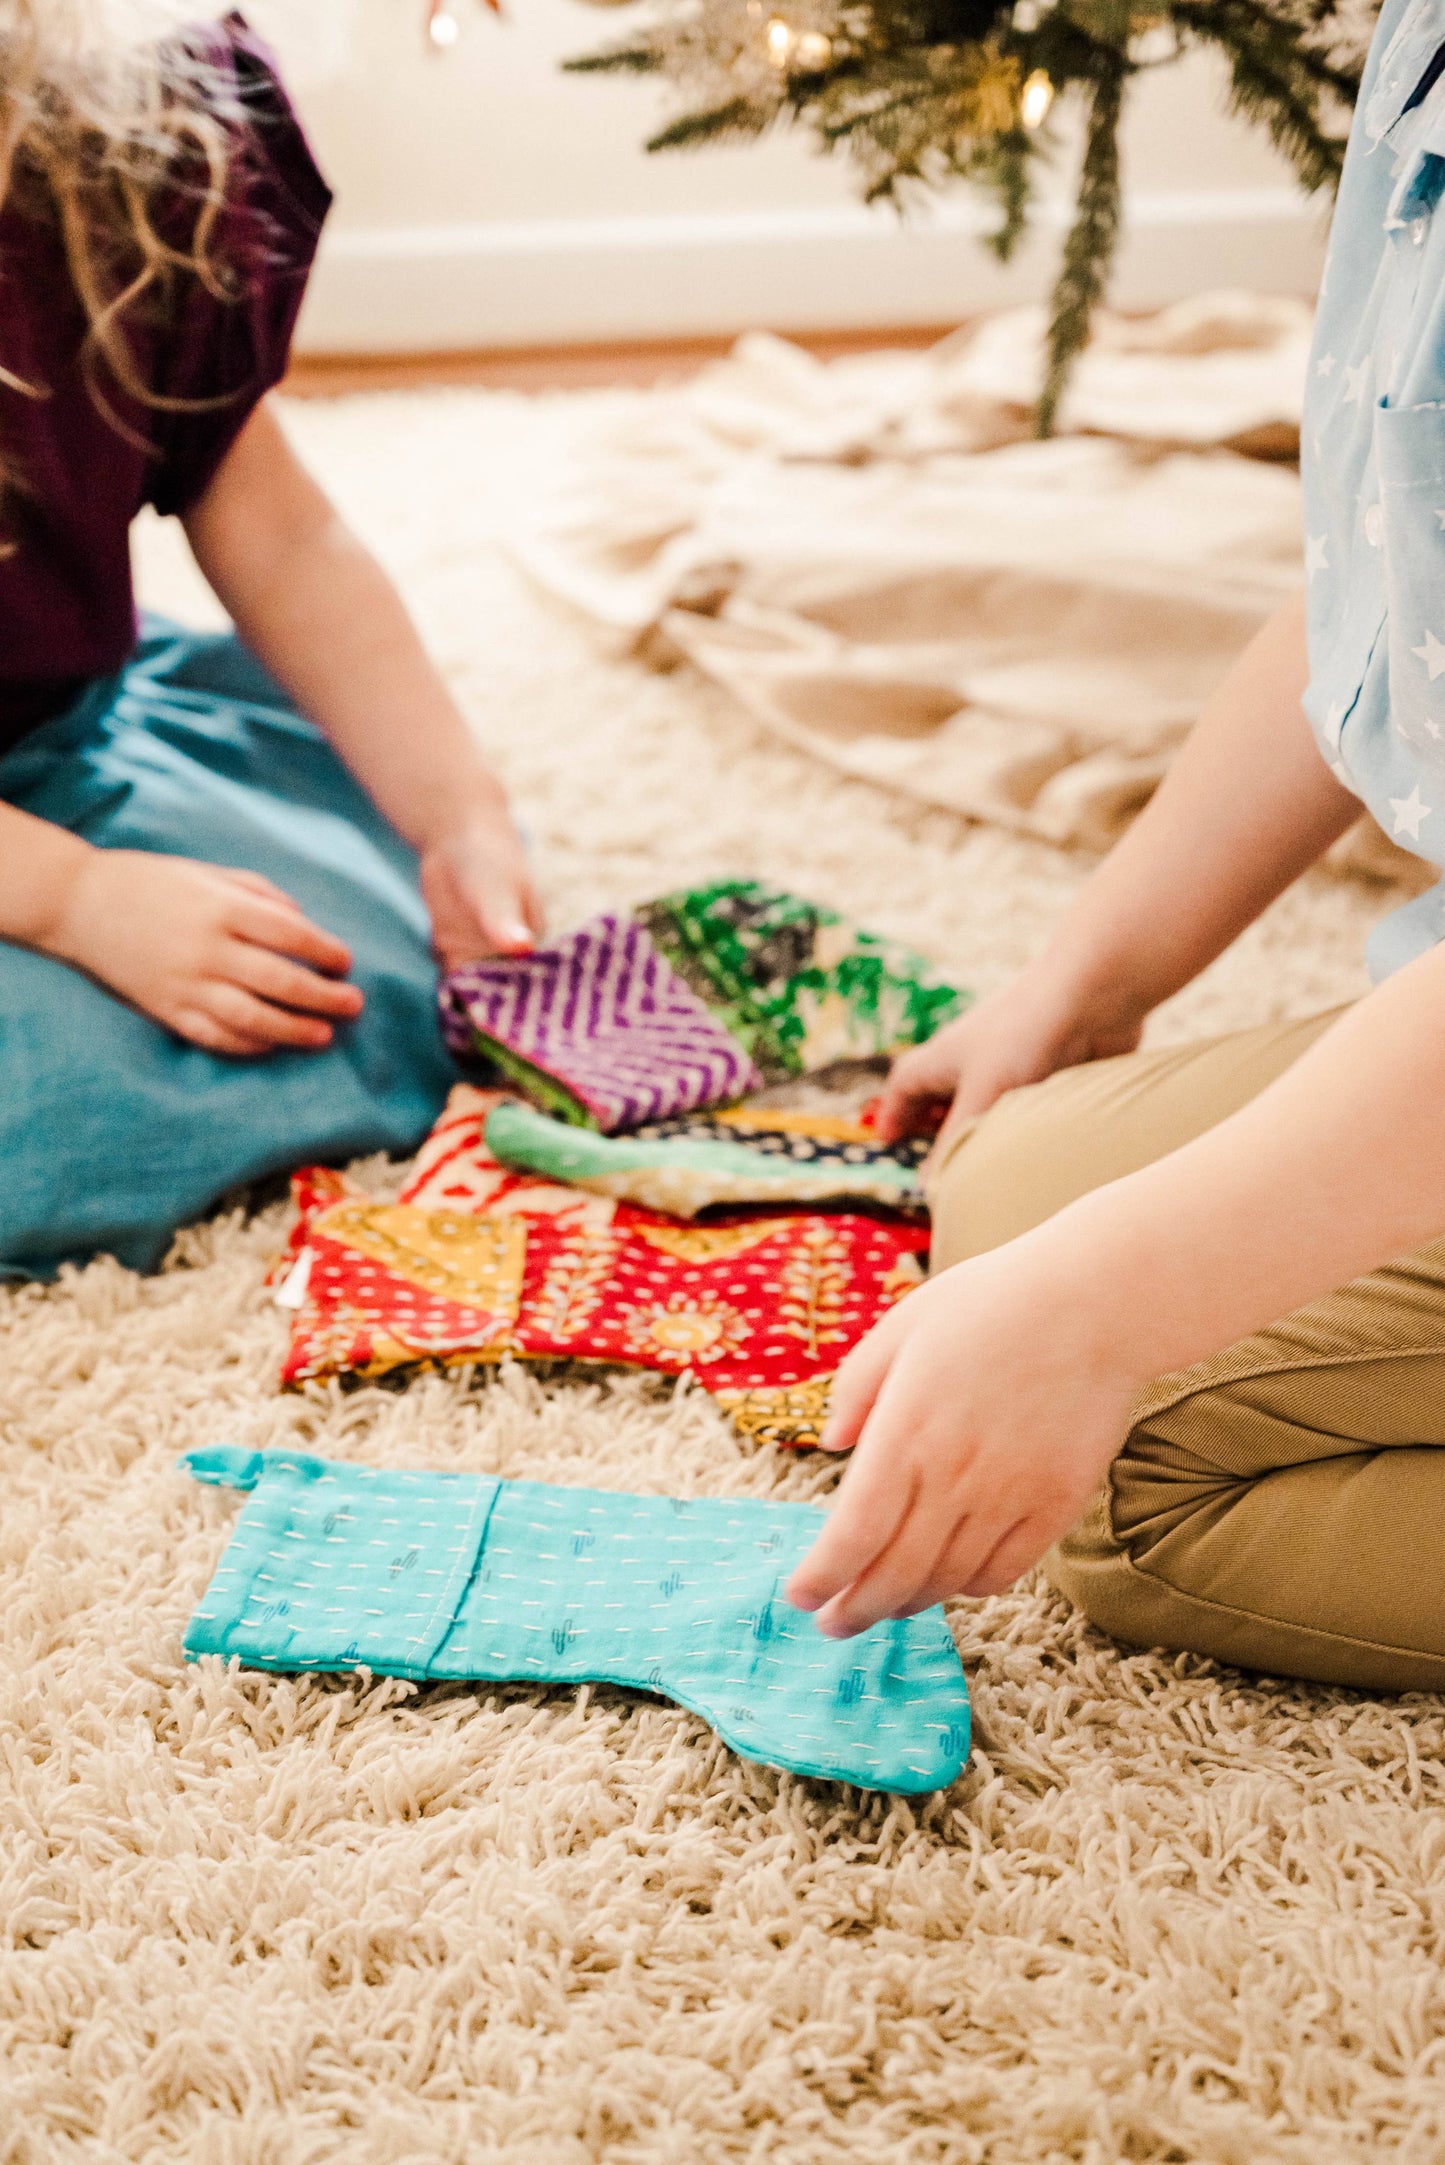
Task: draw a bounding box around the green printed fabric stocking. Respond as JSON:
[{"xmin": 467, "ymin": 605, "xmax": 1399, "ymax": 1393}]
[{"xmin": 640, "ymin": 880, "xmax": 966, "ymax": 1081}]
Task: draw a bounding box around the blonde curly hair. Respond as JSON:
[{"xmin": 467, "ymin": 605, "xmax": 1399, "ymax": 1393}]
[{"xmin": 0, "ymin": 0, "xmax": 241, "ymax": 533}]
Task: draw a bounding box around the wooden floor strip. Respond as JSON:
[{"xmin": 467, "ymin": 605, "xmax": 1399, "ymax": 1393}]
[{"xmin": 283, "ymin": 323, "xmax": 961, "ymax": 397}]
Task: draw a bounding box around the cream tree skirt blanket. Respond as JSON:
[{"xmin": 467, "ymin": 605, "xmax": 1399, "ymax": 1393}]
[
  {"xmin": 517, "ymin": 293, "xmax": 1412, "ymax": 882},
  {"xmin": 1, "ymin": 382, "xmax": 1437, "ymax": 2162}
]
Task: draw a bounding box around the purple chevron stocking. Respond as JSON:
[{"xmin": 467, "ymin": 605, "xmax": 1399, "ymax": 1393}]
[{"xmin": 440, "ymin": 913, "xmax": 760, "ymax": 1132}]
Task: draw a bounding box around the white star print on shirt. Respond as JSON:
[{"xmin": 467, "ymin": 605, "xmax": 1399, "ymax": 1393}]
[
  {"xmin": 1392, "ymin": 785, "xmax": 1432, "ymax": 840},
  {"xmin": 1297, "ymin": 28, "xmax": 1445, "ymax": 978}
]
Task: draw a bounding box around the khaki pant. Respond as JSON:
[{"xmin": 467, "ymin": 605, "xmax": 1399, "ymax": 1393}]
[{"xmin": 930, "ymin": 1007, "xmax": 1445, "ymax": 1691}]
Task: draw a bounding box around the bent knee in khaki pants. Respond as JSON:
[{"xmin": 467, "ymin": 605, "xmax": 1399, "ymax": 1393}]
[{"xmin": 927, "ymin": 1005, "xmax": 1445, "ymax": 1693}]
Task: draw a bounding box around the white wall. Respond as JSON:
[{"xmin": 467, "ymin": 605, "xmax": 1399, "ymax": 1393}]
[{"xmin": 249, "ymin": 0, "xmax": 1329, "ymax": 352}]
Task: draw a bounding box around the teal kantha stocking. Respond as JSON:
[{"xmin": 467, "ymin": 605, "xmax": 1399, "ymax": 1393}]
[{"xmin": 182, "ymin": 1446, "xmax": 970, "ymax": 1793}]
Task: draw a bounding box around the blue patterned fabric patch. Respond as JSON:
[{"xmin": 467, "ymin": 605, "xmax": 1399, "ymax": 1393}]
[{"xmin": 182, "ymin": 1446, "xmax": 970, "ymax": 1794}]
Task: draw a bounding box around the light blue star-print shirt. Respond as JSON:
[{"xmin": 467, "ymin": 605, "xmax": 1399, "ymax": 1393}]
[{"xmin": 1304, "ymin": 0, "xmax": 1445, "ymax": 975}]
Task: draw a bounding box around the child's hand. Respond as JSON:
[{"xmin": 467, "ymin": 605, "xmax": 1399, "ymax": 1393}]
[
  {"xmin": 420, "ymin": 807, "xmax": 544, "ymax": 967},
  {"xmin": 875, "ymin": 968, "xmax": 1149, "ymax": 1163},
  {"xmin": 784, "ymin": 1235, "xmax": 1143, "ymax": 1636},
  {"xmin": 48, "ymin": 849, "xmax": 363, "ymax": 1056}
]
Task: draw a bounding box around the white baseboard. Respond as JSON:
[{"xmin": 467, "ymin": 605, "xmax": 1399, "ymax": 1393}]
[{"xmin": 294, "ymin": 187, "xmax": 1327, "ymax": 354}]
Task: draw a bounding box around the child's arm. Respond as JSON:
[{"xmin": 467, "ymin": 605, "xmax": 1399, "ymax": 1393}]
[
  {"xmin": 787, "ymin": 939, "xmax": 1445, "ymax": 1634},
  {"xmin": 181, "ymin": 399, "xmax": 543, "ymax": 964},
  {"xmin": 784, "ymin": 595, "xmax": 1393, "ymax": 1635},
  {"xmin": 877, "ymin": 592, "xmax": 1360, "ymax": 1153}
]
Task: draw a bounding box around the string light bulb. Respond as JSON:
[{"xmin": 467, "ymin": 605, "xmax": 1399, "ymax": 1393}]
[
  {"xmin": 425, "ymin": 0, "xmax": 505, "ymax": 49},
  {"xmin": 1020, "ymin": 67, "xmax": 1054, "ymax": 126},
  {"xmin": 763, "ymin": 18, "xmax": 832, "ymax": 72}
]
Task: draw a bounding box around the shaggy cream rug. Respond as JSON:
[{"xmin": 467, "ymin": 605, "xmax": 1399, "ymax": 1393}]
[{"xmin": 3, "ymin": 382, "xmax": 1443, "ymax": 2164}]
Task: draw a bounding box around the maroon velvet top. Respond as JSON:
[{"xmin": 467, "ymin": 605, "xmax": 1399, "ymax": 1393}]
[{"xmin": 0, "ymin": 16, "xmax": 331, "ymax": 751}]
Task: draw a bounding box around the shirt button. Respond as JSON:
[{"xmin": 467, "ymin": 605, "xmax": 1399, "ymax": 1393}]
[{"xmin": 1365, "ymin": 502, "xmax": 1385, "ymax": 545}]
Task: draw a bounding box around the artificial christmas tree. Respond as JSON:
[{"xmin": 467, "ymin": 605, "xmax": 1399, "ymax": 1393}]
[{"xmin": 564, "ymin": 0, "xmax": 1377, "ymax": 429}]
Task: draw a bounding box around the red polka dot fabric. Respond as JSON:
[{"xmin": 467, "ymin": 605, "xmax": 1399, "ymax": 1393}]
[{"xmin": 273, "ymin": 1087, "xmax": 929, "ymax": 1447}]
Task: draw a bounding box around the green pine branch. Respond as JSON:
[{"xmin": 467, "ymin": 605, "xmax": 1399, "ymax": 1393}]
[
  {"xmin": 1171, "ymin": 0, "xmax": 1362, "ymax": 105},
  {"xmin": 562, "ymin": 47, "xmax": 661, "ymax": 76},
  {"xmin": 1171, "ymin": 3, "xmax": 1349, "ymax": 191},
  {"xmin": 1035, "ymin": 52, "xmax": 1124, "ymax": 437},
  {"xmin": 648, "ymin": 98, "xmax": 776, "ymax": 152},
  {"xmin": 986, "ymin": 132, "xmax": 1034, "ymax": 260},
  {"xmin": 1220, "ymin": 46, "xmax": 1344, "ymax": 191}
]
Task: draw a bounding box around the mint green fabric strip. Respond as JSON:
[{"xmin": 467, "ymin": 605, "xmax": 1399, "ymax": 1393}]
[
  {"xmin": 484, "ymin": 1099, "xmax": 922, "ymax": 1211},
  {"xmin": 182, "ymin": 1447, "xmax": 970, "ymax": 1794}
]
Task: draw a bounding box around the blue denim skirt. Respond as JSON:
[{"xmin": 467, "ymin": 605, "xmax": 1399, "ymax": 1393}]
[{"xmin": 0, "ymin": 620, "xmax": 457, "ymax": 1277}]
